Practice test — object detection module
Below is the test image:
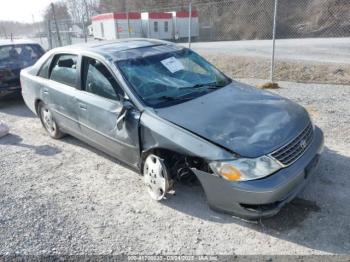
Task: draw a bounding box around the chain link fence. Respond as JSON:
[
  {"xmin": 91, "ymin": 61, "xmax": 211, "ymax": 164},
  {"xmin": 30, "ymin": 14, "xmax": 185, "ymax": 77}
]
[{"xmin": 2, "ymin": 0, "xmax": 350, "ymax": 84}]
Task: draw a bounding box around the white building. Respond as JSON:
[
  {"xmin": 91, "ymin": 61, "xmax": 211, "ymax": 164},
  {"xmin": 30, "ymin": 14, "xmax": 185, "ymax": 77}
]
[
  {"xmin": 142, "ymin": 12, "xmax": 173, "ymax": 40},
  {"xmin": 91, "ymin": 12, "xmax": 142, "ymax": 40},
  {"xmin": 173, "ymin": 11, "xmax": 199, "ymax": 40}
]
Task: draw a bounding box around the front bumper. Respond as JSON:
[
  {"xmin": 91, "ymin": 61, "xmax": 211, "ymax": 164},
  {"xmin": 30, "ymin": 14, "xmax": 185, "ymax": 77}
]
[{"xmin": 193, "ymin": 126, "xmax": 324, "ymax": 220}]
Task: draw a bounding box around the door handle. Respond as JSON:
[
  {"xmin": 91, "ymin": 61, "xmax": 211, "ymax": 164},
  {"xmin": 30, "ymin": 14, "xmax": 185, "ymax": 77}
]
[
  {"xmin": 43, "ymin": 88, "xmax": 49, "ymax": 94},
  {"xmin": 79, "ymin": 103, "xmax": 87, "ymax": 110}
]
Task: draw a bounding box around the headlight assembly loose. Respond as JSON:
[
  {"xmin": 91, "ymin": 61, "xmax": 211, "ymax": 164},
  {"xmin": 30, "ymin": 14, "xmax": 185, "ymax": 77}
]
[{"xmin": 209, "ymin": 156, "xmax": 283, "ymax": 182}]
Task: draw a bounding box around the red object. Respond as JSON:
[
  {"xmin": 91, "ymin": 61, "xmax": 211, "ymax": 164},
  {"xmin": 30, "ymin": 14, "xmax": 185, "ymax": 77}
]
[
  {"xmin": 92, "ymin": 12, "xmax": 141, "ymax": 21},
  {"xmin": 176, "ymin": 11, "xmax": 198, "ymax": 18},
  {"xmin": 148, "ymin": 12, "xmax": 172, "ymax": 19}
]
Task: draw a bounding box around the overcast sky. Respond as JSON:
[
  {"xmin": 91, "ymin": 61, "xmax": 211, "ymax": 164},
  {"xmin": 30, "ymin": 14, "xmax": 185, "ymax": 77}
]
[{"xmin": 0, "ymin": 0, "xmax": 52, "ymax": 23}]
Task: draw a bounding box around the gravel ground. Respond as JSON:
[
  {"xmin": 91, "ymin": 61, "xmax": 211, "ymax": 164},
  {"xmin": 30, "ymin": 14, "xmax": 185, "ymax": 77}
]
[
  {"xmin": 200, "ymin": 54, "xmax": 350, "ymax": 85},
  {"xmin": 0, "ymin": 80, "xmax": 350, "ymax": 256}
]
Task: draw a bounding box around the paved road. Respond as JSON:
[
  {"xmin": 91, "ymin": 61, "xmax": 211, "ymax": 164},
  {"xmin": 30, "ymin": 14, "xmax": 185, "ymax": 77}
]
[
  {"xmin": 29, "ymin": 37, "xmax": 350, "ymax": 65},
  {"xmin": 185, "ymin": 38, "xmax": 350, "ymax": 64}
]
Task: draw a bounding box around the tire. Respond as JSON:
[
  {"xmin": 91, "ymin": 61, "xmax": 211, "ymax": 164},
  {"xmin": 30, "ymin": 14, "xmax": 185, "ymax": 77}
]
[{"xmin": 38, "ymin": 101, "xmax": 64, "ymax": 139}]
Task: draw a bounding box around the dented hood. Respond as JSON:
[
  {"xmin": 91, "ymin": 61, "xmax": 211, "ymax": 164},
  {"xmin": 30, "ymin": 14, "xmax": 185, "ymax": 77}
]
[{"xmin": 154, "ymin": 81, "xmax": 310, "ymax": 158}]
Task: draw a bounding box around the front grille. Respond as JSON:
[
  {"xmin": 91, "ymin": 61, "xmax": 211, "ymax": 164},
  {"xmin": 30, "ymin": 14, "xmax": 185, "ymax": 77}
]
[{"xmin": 271, "ymin": 122, "xmax": 314, "ymax": 166}]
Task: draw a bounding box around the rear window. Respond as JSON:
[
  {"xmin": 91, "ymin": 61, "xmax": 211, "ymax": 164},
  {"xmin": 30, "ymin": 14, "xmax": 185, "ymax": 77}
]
[{"xmin": 0, "ymin": 44, "xmax": 44, "ymax": 67}]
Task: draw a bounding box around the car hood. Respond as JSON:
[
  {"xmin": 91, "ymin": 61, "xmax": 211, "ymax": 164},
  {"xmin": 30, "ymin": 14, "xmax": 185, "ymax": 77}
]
[{"xmin": 154, "ymin": 81, "xmax": 310, "ymax": 158}]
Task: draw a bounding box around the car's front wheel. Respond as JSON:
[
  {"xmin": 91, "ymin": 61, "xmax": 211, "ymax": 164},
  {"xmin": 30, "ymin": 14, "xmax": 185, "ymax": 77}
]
[
  {"xmin": 143, "ymin": 154, "xmax": 173, "ymax": 201},
  {"xmin": 38, "ymin": 102, "xmax": 64, "ymax": 139}
]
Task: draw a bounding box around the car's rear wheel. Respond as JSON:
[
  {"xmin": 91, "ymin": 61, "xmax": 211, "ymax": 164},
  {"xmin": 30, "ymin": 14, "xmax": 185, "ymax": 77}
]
[
  {"xmin": 38, "ymin": 102, "xmax": 64, "ymax": 139},
  {"xmin": 143, "ymin": 154, "xmax": 172, "ymax": 201}
]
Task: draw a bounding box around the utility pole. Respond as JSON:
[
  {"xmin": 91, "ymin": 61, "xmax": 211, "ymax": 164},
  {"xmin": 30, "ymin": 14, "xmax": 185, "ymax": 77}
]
[
  {"xmin": 270, "ymin": 0, "xmax": 278, "ymax": 83},
  {"xmin": 51, "ymin": 2, "xmax": 62, "ymax": 46},
  {"xmin": 188, "ymin": 0, "xmax": 192, "ymax": 48},
  {"xmin": 48, "ymin": 19, "xmax": 53, "ymax": 49},
  {"xmin": 126, "ymin": 2, "xmax": 131, "ymax": 38}
]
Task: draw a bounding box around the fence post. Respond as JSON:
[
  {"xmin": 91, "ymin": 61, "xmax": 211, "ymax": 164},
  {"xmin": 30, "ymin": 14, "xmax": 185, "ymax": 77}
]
[
  {"xmin": 82, "ymin": 17, "xmax": 87, "ymax": 43},
  {"xmin": 188, "ymin": 0, "xmax": 192, "ymax": 48},
  {"xmin": 270, "ymin": 0, "xmax": 278, "ymax": 82},
  {"xmin": 83, "ymin": 0, "xmax": 89, "ymax": 42},
  {"xmin": 127, "ymin": 5, "xmax": 131, "ymax": 38},
  {"xmin": 51, "ymin": 3, "xmax": 62, "ymax": 47}
]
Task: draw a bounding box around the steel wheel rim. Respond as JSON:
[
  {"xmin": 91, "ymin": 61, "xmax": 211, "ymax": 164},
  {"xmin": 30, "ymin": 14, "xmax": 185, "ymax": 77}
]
[
  {"xmin": 41, "ymin": 106, "xmax": 56, "ymax": 135},
  {"xmin": 143, "ymin": 155, "xmax": 169, "ymax": 201}
]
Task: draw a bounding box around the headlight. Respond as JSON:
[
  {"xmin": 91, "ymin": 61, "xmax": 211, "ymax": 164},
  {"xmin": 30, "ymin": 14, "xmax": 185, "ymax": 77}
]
[{"xmin": 209, "ymin": 156, "xmax": 283, "ymax": 182}]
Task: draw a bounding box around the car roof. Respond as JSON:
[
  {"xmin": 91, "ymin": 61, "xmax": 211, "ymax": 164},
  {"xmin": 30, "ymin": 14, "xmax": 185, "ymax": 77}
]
[
  {"xmin": 53, "ymin": 38, "xmax": 184, "ymax": 61},
  {"xmin": 0, "ymin": 39, "xmax": 41, "ymax": 46}
]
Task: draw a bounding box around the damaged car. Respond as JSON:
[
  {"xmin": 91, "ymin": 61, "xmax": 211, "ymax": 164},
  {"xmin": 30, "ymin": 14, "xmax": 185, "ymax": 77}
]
[
  {"xmin": 20, "ymin": 39, "xmax": 324, "ymax": 219},
  {"xmin": 0, "ymin": 40, "xmax": 44, "ymax": 98}
]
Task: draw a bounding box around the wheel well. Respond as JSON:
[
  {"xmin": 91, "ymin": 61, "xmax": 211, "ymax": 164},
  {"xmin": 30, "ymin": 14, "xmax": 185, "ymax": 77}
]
[
  {"xmin": 140, "ymin": 148, "xmax": 211, "ymax": 183},
  {"xmin": 34, "ymin": 99, "xmax": 42, "ymax": 115}
]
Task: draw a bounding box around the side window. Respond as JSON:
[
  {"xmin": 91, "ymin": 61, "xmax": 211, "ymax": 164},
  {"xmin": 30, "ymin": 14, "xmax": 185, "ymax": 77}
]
[
  {"xmin": 38, "ymin": 56, "xmax": 52, "ymax": 78},
  {"xmin": 164, "ymin": 21, "xmax": 169, "ymax": 32},
  {"xmin": 50, "ymin": 54, "xmax": 78, "ymax": 87},
  {"xmin": 82, "ymin": 57, "xmax": 123, "ymax": 101},
  {"xmin": 154, "ymin": 21, "xmax": 158, "ymax": 32}
]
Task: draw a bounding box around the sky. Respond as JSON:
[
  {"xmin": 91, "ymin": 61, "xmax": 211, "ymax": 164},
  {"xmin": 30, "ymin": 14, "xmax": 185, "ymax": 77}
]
[{"xmin": 0, "ymin": 0, "xmax": 52, "ymax": 23}]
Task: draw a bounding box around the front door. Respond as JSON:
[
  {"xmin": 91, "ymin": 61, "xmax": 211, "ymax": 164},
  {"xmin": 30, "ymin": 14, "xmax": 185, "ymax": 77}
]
[{"xmin": 77, "ymin": 56, "xmax": 141, "ymax": 167}]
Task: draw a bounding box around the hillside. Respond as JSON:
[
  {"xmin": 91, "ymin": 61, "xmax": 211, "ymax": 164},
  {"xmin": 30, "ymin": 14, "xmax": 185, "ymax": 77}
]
[{"xmin": 110, "ymin": 0, "xmax": 350, "ymax": 40}]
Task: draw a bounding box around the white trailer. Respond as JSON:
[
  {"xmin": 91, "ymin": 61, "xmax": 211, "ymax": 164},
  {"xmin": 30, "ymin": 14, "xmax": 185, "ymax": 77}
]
[
  {"xmin": 91, "ymin": 12, "xmax": 142, "ymax": 40},
  {"xmin": 173, "ymin": 11, "xmax": 199, "ymax": 40},
  {"xmin": 142, "ymin": 12, "xmax": 173, "ymax": 40}
]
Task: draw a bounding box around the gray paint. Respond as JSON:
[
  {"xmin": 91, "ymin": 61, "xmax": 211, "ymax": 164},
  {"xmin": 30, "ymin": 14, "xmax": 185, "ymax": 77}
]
[
  {"xmin": 193, "ymin": 127, "xmax": 324, "ymax": 219},
  {"xmin": 155, "ymin": 81, "xmax": 310, "ymax": 158},
  {"xmin": 20, "ymin": 39, "xmax": 324, "ymax": 219}
]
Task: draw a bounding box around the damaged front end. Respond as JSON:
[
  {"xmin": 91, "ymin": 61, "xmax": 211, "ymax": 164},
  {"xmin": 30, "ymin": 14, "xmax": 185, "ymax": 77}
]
[
  {"xmin": 139, "ymin": 109, "xmax": 324, "ymax": 220},
  {"xmin": 192, "ymin": 127, "xmax": 324, "ymax": 220}
]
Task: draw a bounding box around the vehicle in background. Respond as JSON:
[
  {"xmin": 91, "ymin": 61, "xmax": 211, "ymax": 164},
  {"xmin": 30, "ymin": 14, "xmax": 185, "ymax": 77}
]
[
  {"xmin": 0, "ymin": 40, "xmax": 45, "ymax": 98},
  {"xmin": 92, "ymin": 12, "xmax": 143, "ymax": 40},
  {"xmin": 142, "ymin": 12, "xmax": 173, "ymax": 40},
  {"xmin": 20, "ymin": 39, "xmax": 324, "ymax": 219},
  {"xmin": 173, "ymin": 11, "xmax": 199, "ymax": 41}
]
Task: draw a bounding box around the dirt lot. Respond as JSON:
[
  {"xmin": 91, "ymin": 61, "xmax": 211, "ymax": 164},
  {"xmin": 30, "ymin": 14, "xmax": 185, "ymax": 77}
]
[
  {"xmin": 0, "ymin": 80, "xmax": 350, "ymax": 255},
  {"xmin": 201, "ymin": 54, "xmax": 350, "ymax": 85}
]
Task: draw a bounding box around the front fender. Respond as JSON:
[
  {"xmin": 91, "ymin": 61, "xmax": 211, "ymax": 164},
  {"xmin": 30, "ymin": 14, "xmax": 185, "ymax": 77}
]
[{"xmin": 140, "ymin": 110, "xmax": 233, "ymax": 161}]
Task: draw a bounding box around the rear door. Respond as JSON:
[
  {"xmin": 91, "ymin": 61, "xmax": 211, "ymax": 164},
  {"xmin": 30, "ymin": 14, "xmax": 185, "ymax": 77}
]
[
  {"xmin": 77, "ymin": 56, "xmax": 141, "ymax": 167},
  {"xmin": 46, "ymin": 53, "xmax": 81, "ymax": 133}
]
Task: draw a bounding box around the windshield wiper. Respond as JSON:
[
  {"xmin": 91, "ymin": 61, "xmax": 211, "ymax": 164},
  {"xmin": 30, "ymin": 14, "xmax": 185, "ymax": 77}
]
[
  {"xmin": 148, "ymin": 95, "xmax": 193, "ymax": 102},
  {"xmin": 179, "ymin": 82, "xmax": 225, "ymax": 90}
]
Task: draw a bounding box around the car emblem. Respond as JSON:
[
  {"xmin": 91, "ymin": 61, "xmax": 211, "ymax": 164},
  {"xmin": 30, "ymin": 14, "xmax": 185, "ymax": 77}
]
[{"xmin": 300, "ymin": 139, "xmax": 307, "ymax": 149}]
